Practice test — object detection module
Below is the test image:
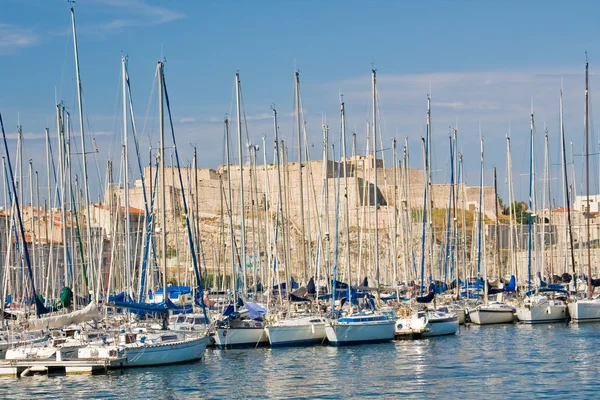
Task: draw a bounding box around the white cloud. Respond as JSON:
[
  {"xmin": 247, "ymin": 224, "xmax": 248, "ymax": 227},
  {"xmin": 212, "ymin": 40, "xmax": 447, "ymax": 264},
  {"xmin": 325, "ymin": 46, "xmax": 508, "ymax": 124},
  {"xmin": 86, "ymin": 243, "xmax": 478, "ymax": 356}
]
[
  {"xmin": 81, "ymin": 0, "xmax": 185, "ymax": 35},
  {"xmin": 0, "ymin": 23, "xmax": 38, "ymax": 53},
  {"xmin": 179, "ymin": 118, "xmax": 196, "ymax": 124}
]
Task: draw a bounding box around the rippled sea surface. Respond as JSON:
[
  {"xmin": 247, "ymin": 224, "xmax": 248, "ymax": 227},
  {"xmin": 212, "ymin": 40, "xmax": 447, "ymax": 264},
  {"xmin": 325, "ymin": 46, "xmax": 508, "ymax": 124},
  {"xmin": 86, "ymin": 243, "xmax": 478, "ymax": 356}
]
[{"xmin": 2, "ymin": 323, "xmax": 600, "ymax": 399}]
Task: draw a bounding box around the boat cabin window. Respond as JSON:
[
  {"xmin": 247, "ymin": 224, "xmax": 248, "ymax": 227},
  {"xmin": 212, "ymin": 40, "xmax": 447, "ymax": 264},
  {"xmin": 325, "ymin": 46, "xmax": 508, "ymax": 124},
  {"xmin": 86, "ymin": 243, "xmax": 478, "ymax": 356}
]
[
  {"xmin": 161, "ymin": 335, "xmax": 178, "ymax": 342},
  {"xmin": 194, "ymin": 318, "xmax": 204, "ymax": 325},
  {"xmin": 176, "ymin": 316, "xmax": 186, "ymax": 323},
  {"xmin": 125, "ymin": 334, "xmax": 136, "ymax": 344}
]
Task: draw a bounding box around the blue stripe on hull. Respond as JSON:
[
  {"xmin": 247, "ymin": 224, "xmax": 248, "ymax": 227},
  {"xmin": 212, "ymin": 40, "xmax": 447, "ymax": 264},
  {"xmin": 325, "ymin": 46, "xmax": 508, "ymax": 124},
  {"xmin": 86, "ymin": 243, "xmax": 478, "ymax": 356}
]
[
  {"xmin": 329, "ymin": 338, "xmax": 393, "ymax": 346},
  {"xmin": 269, "ymin": 338, "xmax": 327, "ymax": 348},
  {"xmin": 571, "ymin": 318, "xmax": 600, "ymax": 323},
  {"xmin": 519, "ymin": 319, "xmax": 566, "ymax": 324},
  {"xmin": 216, "ymin": 342, "xmax": 269, "ymax": 349}
]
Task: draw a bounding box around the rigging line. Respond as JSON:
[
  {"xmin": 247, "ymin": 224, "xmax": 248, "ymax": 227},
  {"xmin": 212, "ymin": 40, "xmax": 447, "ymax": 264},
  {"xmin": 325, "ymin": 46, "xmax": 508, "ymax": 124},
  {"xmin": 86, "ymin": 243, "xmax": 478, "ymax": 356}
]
[
  {"xmin": 239, "ymin": 84, "xmax": 252, "ymax": 151},
  {"xmin": 140, "ymin": 67, "xmax": 158, "ymax": 141}
]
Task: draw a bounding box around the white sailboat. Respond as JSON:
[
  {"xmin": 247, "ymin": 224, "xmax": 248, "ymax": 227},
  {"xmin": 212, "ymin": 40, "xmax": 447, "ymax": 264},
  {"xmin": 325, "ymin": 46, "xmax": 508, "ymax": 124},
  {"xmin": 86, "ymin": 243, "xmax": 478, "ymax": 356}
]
[
  {"xmin": 266, "ymin": 314, "xmax": 328, "ymax": 347},
  {"xmin": 469, "ymin": 302, "xmax": 515, "ymax": 325},
  {"xmin": 396, "ymin": 309, "xmax": 458, "ymax": 337},
  {"xmin": 213, "ymin": 306, "xmax": 268, "ymax": 349},
  {"xmin": 516, "ymin": 294, "xmax": 567, "ymax": 324},
  {"xmin": 515, "ymin": 97, "xmax": 568, "ymax": 324},
  {"xmin": 326, "ymin": 311, "xmax": 395, "ymax": 346},
  {"xmin": 469, "ymin": 138, "xmax": 515, "ymax": 326},
  {"xmin": 567, "ymin": 59, "xmax": 600, "ymax": 323},
  {"xmin": 325, "ymin": 70, "xmax": 395, "ymax": 346},
  {"xmin": 78, "ymin": 329, "xmax": 209, "ymax": 367}
]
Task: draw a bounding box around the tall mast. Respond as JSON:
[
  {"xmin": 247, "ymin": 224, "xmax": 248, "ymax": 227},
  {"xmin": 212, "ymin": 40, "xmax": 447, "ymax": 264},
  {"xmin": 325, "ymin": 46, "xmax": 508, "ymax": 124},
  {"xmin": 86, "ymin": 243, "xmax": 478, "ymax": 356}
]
[
  {"xmin": 527, "ymin": 110, "xmax": 535, "ymax": 294},
  {"xmin": 224, "ymin": 118, "xmax": 238, "ymax": 308},
  {"xmin": 29, "ymin": 161, "xmax": 36, "ymax": 290},
  {"xmin": 158, "ymin": 61, "xmax": 167, "ymax": 293},
  {"xmin": 273, "ymin": 108, "xmax": 289, "ymax": 297},
  {"xmin": 427, "ymin": 96, "xmax": 434, "ymax": 284},
  {"xmin": 122, "ymin": 56, "xmax": 133, "ymax": 298},
  {"xmin": 235, "ymin": 73, "xmax": 247, "ymax": 296},
  {"xmin": 392, "ymin": 138, "xmax": 399, "ymax": 288},
  {"xmin": 295, "ymin": 72, "xmax": 307, "ymax": 283},
  {"xmin": 71, "ymin": 6, "xmax": 94, "ymax": 299},
  {"xmin": 56, "ymin": 105, "xmax": 69, "ymax": 289},
  {"xmin": 372, "ymin": 69, "xmax": 379, "ymax": 288},
  {"xmin": 559, "ymin": 89, "xmax": 577, "ymax": 289},
  {"xmin": 506, "ymin": 136, "xmax": 517, "ymax": 279},
  {"xmin": 322, "ymin": 122, "xmax": 330, "ymax": 278},
  {"xmin": 480, "ymin": 138, "xmax": 487, "ymax": 304},
  {"xmin": 341, "ymin": 98, "xmax": 351, "ymax": 289},
  {"xmin": 493, "ymin": 167, "xmax": 500, "ymax": 279},
  {"xmin": 585, "ymin": 58, "xmax": 593, "ymax": 299}
]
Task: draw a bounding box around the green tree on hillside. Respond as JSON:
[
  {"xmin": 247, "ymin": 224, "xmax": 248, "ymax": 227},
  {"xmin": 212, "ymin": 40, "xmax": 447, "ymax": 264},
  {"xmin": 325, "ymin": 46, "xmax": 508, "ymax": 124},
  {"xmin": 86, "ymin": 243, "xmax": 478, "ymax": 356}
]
[{"xmin": 502, "ymin": 201, "xmax": 531, "ymax": 224}]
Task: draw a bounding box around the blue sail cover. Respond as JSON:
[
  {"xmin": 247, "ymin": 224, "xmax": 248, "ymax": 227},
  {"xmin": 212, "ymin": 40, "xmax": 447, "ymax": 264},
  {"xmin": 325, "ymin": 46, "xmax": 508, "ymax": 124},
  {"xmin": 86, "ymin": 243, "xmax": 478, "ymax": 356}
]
[
  {"xmin": 289, "ymin": 293, "xmax": 311, "ymax": 302},
  {"xmin": 222, "ymin": 304, "xmax": 235, "ymax": 317},
  {"xmin": 112, "ymin": 298, "xmax": 192, "ymax": 314},
  {"xmin": 504, "ymin": 276, "xmax": 516, "ymax": 292},
  {"xmin": 155, "ymin": 286, "xmax": 191, "ymax": 298},
  {"xmin": 245, "ymin": 302, "xmax": 266, "ymax": 320},
  {"xmin": 416, "ymin": 291, "xmax": 435, "ymax": 304},
  {"xmin": 307, "ymin": 278, "xmax": 316, "ymax": 294},
  {"xmin": 108, "ymin": 292, "xmax": 128, "ymax": 303}
]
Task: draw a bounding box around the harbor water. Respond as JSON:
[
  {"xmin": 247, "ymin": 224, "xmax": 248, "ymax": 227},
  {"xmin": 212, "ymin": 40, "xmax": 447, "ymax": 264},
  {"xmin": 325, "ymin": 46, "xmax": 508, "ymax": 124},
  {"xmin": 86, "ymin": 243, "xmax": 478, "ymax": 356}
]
[{"xmin": 3, "ymin": 323, "xmax": 599, "ymax": 399}]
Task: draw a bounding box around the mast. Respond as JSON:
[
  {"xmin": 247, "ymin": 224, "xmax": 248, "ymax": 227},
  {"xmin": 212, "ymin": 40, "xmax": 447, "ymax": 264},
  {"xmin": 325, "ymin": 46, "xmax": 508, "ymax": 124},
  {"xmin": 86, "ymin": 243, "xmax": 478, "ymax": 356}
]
[
  {"xmin": 122, "ymin": 56, "xmax": 133, "ymax": 298},
  {"xmin": 158, "ymin": 61, "xmax": 168, "ymax": 293},
  {"xmin": 70, "ymin": 6, "xmax": 94, "ymax": 300},
  {"xmin": 322, "ymin": 122, "xmax": 330, "ymax": 279},
  {"xmin": 341, "ymin": 98, "xmax": 351, "ymax": 292},
  {"xmin": 372, "ymin": 69, "xmax": 379, "ymax": 288},
  {"xmin": 585, "ymin": 58, "xmax": 593, "ymax": 299},
  {"xmin": 506, "ymin": 136, "xmax": 517, "ymax": 280},
  {"xmin": 494, "ymin": 167, "xmax": 500, "ymax": 279},
  {"xmin": 235, "ymin": 73, "xmax": 247, "ymax": 296},
  {"xmin": 480, "ymin": 138, "xmax": 487, "ymax": 303},
  {"xmin": 273, "ymin": 108, "xmax": 289, "ymax": 300},
  {"xmin": 392, "ymin": 138, "xmax": 398, "ymax": 289},
  {"xmin": 527, "ymin": 110, "xmax": 535, "ymax": 294},
  {"xmin": 29, "ymin": 161, "xmax": 36, "ymax": 290},
  {"xmin": 295, "ymin": 72, "xmax": 307, "ymax": 283},
  {"xmin": 224, "ymin": 118, "xmax": 237, "ymax": 308},
  {"xmin": 559, "ymin": 88, "xmax": 577, "ymax": 290}
]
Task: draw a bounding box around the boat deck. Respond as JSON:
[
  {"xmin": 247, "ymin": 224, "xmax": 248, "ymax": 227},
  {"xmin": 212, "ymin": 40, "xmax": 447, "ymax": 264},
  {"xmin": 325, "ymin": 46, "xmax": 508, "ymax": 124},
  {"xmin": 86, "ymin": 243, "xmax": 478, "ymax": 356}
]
[{"xmin": 0, "ymin": 357, "xmax": 128, "ymax": 377}]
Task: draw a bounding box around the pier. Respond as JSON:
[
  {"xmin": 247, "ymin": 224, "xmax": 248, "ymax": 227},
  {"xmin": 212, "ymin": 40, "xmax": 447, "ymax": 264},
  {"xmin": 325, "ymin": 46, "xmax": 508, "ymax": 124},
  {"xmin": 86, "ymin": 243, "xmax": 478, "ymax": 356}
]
[{"xmin": 0, "ymin": 356, "xmax": 127, "ymax": 377}]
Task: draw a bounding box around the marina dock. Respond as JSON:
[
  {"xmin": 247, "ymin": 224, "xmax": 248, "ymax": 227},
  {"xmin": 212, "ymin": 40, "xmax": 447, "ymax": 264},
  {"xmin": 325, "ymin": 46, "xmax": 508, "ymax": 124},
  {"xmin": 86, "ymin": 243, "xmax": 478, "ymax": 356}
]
[{"xmin": 0, "ymin": 357, "xmax": 128, "ymax": 377}]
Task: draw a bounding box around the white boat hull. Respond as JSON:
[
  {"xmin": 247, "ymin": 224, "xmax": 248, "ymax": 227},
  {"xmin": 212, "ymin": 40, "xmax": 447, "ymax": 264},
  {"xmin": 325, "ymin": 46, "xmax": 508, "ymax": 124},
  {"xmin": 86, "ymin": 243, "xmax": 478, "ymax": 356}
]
[
  {"xmin": 266, "ymin": 324, "xmax": 327, "ymax": 347},
  {"xmin": 423, "ymin": 317, "xmax": 458, "ymax": 337},
  {"xmin": 396, "ymin": 312, "xmax": 458, "ymax": 337},
  {"xmin": 517, "ymin": 304, "xmax": 567, "ymax": 324},
  {"xmin": 214, "ymin": 327, "xmax": 268, "ymax": 349},
  {"xmin": 469, "ymin": 309, "xmax": 514, "ymax": 325},
  {"xmin": 326, "ymin": 320, "xmax": 395, "ymax": 346},
  {"xmin": 78, "ymin": 336, "xmax": 209, "ymax": 367},
  {"xmin": 455, "ymin": 309, "xmax": 466, "ymax": 325},
  {"xmin": 568, "ymin": 300, "xmax": 600, "ymax": 323}
]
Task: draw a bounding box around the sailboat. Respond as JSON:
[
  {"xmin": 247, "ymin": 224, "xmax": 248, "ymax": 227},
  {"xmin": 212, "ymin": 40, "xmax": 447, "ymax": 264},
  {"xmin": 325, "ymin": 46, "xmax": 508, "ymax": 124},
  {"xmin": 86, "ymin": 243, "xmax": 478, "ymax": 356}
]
[
  {"xmin": 265, "ymin": 73, "xmax": 328, "ymax": 347},
  {"xmin": 325, "ymin": 70, "xmax": 395, "ymax": 346},
  {"xmin": 468, "ymin": 138, "xmax": 515, "ymax": 325},
  {"xmin": 567, "ymin": 58, "xmax": 600, "ymax": 322},
  {"xmin": 213, "ymin": 73, "xmax": 268, "ymax": 349},
  {"xmin": 396, "ymin": 99, "xmax": 458, "ymax": 336},
  {"xmin": 516, "ymin": 104, "xmax": 567, "ymax": 324}
]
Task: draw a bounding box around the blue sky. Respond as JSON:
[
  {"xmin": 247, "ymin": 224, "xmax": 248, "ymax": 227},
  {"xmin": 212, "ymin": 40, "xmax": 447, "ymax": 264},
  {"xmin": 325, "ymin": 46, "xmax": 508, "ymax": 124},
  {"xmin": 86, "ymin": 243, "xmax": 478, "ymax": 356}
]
[{"xmin": 1, "ymin": 0, "xmax": 600, "ymax": 206}]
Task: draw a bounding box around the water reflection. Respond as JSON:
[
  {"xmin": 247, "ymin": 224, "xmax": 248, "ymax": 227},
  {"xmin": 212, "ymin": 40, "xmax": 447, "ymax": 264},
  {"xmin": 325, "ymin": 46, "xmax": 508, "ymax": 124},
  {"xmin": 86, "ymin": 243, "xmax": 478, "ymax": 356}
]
[{"xmin": 2, "ymin": 324, "xmax": 600, "ymax": 398}]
